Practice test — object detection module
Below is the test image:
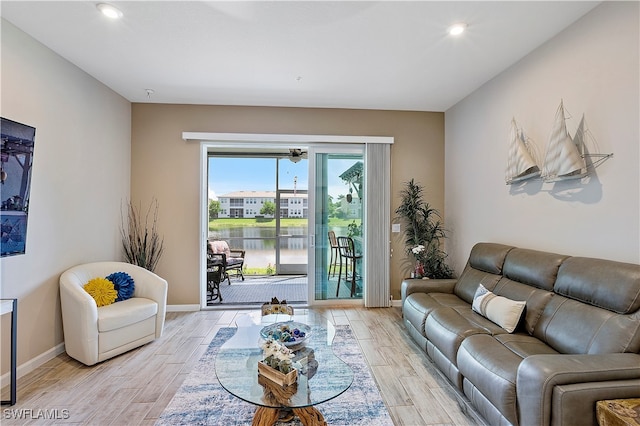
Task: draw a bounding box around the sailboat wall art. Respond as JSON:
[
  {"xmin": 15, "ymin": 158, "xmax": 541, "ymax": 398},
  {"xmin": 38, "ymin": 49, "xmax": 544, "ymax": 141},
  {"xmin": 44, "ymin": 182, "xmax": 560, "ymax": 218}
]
[
  {"xmin": 505, "ymin": 118, "xmax": 541, "ymax": 185},
  {"xmin": 541, "ymin": 99, "xmax": 613, "ymax": 183}
]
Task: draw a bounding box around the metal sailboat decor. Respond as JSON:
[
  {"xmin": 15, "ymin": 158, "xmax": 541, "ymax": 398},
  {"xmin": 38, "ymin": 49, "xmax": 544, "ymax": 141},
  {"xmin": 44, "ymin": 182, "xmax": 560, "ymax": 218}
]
[
  {"xmin": 541, "ymin": 100, "xmax": 613, "ymax": 182},
  {"xmin": 505, "ymin": 118, "xmax": 541, "ymax": 184}
]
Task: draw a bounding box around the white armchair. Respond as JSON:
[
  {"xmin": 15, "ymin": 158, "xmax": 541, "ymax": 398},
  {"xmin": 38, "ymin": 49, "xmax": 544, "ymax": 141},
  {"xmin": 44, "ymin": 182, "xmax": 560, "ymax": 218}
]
[{"xmin": 60, "ymin": 261, "xmax": 167, "ymax": 366}]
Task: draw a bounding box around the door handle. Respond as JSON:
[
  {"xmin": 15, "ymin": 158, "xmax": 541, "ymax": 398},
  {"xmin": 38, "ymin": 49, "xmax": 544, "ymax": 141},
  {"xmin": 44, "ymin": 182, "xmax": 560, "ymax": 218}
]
[{"xmin": 310, "ymin": 234, "xmax": 315, "ymax": 247}]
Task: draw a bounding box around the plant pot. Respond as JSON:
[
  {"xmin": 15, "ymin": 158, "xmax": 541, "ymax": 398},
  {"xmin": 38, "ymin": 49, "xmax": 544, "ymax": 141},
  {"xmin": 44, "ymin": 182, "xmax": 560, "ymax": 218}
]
[{"xmin": 258, "ymin": 361, "xmax": 297, "ymax": 387}]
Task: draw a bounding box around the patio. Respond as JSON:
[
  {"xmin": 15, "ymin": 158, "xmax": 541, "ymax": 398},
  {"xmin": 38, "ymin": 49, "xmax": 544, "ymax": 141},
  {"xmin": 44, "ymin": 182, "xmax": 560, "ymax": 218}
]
[{"xmin": 206, "ymin": 274, "xmax": 362, "ymax": 306}]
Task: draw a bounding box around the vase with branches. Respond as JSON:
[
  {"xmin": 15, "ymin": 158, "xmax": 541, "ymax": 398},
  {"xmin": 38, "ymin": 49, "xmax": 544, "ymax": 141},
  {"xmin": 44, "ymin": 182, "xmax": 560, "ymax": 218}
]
[
  {"xmin": 395, "ymin": 179, "xmax": 453, "ymax": 279},
  {"xmin": 121, "ymin": 199, "xmax": 164, "ymax": 272}
]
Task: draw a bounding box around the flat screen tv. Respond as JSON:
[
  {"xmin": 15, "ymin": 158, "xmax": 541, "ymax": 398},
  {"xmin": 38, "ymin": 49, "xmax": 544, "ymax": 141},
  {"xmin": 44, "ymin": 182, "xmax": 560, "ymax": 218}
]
[{"xmin": 1, "ymin": 117, "xmax": 36, "ymax": 257}]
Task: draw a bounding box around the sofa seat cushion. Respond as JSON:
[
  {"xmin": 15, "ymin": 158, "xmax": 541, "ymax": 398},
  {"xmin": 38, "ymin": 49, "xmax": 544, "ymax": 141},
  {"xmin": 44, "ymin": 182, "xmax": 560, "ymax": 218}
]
[
  {"xmin": 404, "ymin": 292, "xmax": 470, "ymax": 336},
  {"xmin": 425, "ymin": 306, "xmax": 507, "ymax": 365},
  {"xmin": 458, "ymin": 334, "xmax": 559, "ymax": 425},
  {"xmin": 97, "ymin": 297, "xmax": 158, "ymax": 333}
]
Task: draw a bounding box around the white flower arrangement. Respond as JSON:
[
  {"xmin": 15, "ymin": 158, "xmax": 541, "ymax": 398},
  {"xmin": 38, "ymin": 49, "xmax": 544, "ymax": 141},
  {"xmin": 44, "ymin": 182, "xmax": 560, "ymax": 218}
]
[
  {"xmin": 261, "ymin": 338, "xmax": 295, "ymax": 373},
  {"xmin": 412, "ymin": 244, "xmax": 427, "ymax": 278},
  {"xmin": 411, "ymin": 244, "xmax": 425, "ymax": 255}
]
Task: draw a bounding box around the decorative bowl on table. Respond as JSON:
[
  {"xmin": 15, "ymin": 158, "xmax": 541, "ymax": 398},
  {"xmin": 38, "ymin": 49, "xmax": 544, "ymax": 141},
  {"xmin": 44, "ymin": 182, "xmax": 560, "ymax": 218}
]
[{"xmin": 260, "ymin": 321, "xmax": 311, "ymax": 347}]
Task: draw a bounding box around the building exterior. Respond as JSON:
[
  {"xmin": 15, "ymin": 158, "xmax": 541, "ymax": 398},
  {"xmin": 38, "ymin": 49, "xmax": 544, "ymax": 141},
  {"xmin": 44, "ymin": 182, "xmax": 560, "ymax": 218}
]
[
  {"xmin": 217, "ymin": 191, "xmax": 308, "ymax": 218},
  {"xmin": 340, "ymin": 196, "xmax": 362, "ymax": 219}
]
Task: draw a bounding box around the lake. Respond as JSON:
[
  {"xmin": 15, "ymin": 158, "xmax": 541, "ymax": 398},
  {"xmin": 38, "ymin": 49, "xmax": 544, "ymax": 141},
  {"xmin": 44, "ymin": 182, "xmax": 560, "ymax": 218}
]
[{"xmin": 209, "ymin": 225, "xmax": 351, "ymax": 269}]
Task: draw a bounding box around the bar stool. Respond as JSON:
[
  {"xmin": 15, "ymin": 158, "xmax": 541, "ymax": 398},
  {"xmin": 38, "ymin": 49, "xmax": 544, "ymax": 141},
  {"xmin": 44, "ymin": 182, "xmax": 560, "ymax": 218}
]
[
  {"xmin": 328, "ymin": 231, "xmax": 341, "ymax": 279},
  {"xmin": 337, "ymin": 236, "xmax": 362, "ymax": 297}
]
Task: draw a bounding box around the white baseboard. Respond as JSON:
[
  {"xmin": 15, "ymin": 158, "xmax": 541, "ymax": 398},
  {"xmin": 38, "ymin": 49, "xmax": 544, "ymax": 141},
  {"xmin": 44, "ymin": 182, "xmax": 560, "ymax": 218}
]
[
  {"xmin": 167, "ymin": 304, "xmax": 201, "ymax": 312},
  {"xmin": 0, "ymin": 342, "xmax": 65, "ymax": 389}
]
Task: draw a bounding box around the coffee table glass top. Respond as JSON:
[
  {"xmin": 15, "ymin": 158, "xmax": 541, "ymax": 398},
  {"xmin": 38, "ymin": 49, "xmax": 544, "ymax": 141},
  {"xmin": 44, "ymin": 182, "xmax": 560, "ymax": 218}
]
[{"xmin": 215, "ymin": 311, "xmax": 354, "ymax": 409}]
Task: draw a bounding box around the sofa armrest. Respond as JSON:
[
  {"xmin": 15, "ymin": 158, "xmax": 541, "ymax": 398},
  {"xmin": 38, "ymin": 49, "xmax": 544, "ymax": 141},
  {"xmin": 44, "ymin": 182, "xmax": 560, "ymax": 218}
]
[
  {"xmin": 401, "ymin": 278, "xmax": 457, "ymax": 306},
  {"xmin": 59, "ymin": 271, "xmax": 100, "ymax": 365},
  {"xmin": 132, "ymin": 268, "xmax": 168, "ymax": 338},
  {"xmin": 516, "ymin": 353, "xmax": 640, "ymax": 426}
]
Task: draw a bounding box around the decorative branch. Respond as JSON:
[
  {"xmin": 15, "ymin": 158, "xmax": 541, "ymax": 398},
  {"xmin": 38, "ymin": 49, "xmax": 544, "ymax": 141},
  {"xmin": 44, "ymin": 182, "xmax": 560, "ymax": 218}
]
[{"xmin": 121, "ymin": 198, "xmax": 164, "ymax": 272}]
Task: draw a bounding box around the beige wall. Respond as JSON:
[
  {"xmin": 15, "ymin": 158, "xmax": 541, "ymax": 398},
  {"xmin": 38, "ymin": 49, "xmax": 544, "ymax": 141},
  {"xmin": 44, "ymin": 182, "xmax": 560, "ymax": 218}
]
[
  {"xmin": 1, "ymin": 20, "xmax": 131, "ymax": 375},
  {"xmin": 445, "ymin": 2, "xmax": 640, "ymax": 272},
  {"xmin": 131, "ymin": 104, "xmax": 444, "ymax": 305}
]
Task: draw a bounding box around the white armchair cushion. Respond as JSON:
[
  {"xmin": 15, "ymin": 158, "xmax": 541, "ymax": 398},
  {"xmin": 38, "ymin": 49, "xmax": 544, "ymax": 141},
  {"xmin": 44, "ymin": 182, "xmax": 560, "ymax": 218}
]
[{"xmin": 98, "ymin": 298, "xmax": 158, "ymax": 332}]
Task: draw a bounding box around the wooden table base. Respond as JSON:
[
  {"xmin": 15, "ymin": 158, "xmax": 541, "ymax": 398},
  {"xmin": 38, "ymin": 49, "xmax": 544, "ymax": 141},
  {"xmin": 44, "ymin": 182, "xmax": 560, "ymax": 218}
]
[
  {"xmin": 252, "ymin": 406, "xmax": 326, "ymax": 426},
  {"xmin": 253, "ymin": 375, "xmax": 327, "ymax": 426}
]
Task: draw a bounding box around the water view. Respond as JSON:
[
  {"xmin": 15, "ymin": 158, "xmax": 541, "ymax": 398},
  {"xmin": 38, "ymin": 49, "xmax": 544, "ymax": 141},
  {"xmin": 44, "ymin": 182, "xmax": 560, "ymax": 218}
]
[{"xmin": 208, "ymin": 219, "xmax": 356, "ymax": 274}]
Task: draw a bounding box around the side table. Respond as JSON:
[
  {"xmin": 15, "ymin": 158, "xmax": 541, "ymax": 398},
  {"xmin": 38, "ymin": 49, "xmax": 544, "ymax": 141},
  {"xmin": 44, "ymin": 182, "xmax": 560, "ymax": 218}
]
[
  {"xmin": 596, "ymin": 398, "xmax": 640, "ymax": 426},
  {"xmin": 1, "ymin": 298, "xmax": 17, "ymax": 405}
]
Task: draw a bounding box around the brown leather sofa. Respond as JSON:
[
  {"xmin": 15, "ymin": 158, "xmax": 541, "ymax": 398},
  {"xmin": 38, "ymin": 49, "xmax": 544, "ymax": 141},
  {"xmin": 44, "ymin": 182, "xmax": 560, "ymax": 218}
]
[{"xmin": 401, "ymin": 242, "xmax": 640, "ymax": 426}]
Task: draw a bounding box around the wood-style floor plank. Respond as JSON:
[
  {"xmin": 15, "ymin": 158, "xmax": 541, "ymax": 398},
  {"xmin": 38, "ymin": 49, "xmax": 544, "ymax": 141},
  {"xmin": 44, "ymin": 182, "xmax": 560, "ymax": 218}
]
[{"xmin": 1, "ymin": 307, "xmax": 478, "ymax": 425}]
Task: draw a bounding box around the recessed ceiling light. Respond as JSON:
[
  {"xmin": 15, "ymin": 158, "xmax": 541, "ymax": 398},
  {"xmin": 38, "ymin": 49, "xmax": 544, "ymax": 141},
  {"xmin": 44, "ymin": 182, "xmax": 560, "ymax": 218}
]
[
  {"xmin": 448, "ymin": 23, "xmax": 467, "ymax": 36},
  {"xmin": 97, "ymin": 3, "xmax": 123, "ymax": 19}
]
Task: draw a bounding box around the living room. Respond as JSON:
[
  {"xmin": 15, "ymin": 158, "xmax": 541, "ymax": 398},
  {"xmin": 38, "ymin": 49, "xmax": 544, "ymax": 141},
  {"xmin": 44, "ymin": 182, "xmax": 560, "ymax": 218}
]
[{"xmin": 1, "ymin": 1, "xmax": 638, "ymax": 425}]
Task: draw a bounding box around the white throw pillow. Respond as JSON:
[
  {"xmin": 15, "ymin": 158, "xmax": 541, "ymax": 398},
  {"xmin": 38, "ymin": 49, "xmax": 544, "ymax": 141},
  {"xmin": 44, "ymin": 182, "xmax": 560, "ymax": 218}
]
[{"xmin": 472, "ymin": 284, "xmax": 526, "ymax": 333}]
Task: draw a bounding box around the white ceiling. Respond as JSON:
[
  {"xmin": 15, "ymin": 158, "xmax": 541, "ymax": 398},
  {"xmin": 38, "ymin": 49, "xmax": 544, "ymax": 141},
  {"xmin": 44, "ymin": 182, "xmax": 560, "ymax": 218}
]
[{"xmin": 1, "ymin": 1, "xmax": 600, "ymax": 112}]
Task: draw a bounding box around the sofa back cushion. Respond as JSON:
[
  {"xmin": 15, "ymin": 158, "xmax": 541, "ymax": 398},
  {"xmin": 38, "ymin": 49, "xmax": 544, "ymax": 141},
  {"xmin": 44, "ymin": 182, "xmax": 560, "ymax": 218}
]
[
  {"xmin": 531, "ymin": 256, "xmax": 640, "ymax": 354},
  {"xmin": 554, "ymin": 257, "xmax": 640, "ymax": 314},
  {"xmin": 454, "ymin": 243, "xmax": 514, "ymax": 303},
  {"xmin": 492, "ymin": 278, "xmax": 554, "ymax": 335},
  {"xmin": 533, "ymin": 294, "xmax": 640, "ymax": 354},
  {"xmin": 502, "ymin": 248, "xmax": 568, "ymax": 291},
  {"xmin": 468, "ymin": 243, "xmax": 514, "ymax": 274}
]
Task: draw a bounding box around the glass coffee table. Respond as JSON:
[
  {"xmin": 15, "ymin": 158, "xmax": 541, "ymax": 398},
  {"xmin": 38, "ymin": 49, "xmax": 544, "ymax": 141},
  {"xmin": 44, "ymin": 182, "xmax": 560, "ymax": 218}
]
[{"xmin": 215, "ymin": 311, "xmax": 354, "ymax": 426}]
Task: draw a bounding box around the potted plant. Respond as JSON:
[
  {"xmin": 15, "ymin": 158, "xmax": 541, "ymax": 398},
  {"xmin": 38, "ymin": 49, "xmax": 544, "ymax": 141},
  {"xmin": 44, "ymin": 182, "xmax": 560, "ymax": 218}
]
[{"xmin": 395, "ymin": 179, "xmax": 453, "ymax": 279}]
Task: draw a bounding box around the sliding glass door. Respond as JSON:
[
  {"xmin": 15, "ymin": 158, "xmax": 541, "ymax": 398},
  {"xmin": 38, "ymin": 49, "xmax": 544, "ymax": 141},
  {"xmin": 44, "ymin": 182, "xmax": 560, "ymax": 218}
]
[
  {"xmin": 308, "ymin": 145, "xmax": 365, "ymax": 302},
  {"xmin": 198, "ymin": 134, "xmax": 391, "ymax": 309}
]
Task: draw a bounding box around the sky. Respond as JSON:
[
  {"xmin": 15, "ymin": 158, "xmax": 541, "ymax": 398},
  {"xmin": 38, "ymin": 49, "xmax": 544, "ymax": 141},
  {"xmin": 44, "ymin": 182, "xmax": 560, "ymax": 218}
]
[{"xmin": 208, "ymin": 156, "xmax": 361, "ymax": 200}]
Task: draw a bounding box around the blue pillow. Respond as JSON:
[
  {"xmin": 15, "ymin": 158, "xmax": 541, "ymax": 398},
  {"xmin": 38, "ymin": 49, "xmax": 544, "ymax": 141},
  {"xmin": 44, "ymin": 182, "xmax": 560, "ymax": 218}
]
[{"xmin": 106, "ymin": 272, "xmax": 135, "ymax": 302}]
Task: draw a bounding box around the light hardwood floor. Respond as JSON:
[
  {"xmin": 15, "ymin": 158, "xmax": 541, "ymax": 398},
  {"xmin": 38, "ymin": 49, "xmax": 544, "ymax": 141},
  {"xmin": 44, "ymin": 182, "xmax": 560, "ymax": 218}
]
[{"xmin": 2, "ymin": 307, "xmax": 479, "ymax": 425}]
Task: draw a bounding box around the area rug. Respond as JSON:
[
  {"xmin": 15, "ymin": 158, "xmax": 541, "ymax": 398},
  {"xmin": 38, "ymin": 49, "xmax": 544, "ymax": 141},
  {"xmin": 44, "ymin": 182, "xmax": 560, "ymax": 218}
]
[{"xmin": 157, "ymin": 325, "xmax": 393, "ymax": 425}]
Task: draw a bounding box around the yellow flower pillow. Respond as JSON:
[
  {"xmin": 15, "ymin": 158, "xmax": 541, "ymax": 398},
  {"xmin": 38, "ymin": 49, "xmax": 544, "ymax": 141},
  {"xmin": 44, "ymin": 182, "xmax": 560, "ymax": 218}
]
[{"xmin": 83, "ymin": 277, "xmax": 118, "ymax": 307}]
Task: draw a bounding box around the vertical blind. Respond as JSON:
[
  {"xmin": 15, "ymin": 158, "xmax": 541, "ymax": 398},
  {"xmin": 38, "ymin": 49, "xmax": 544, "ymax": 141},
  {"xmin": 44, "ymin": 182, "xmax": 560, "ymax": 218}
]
[{"xmin": 364, "ymin": 143, "xmax": 391, "ymax": 307}]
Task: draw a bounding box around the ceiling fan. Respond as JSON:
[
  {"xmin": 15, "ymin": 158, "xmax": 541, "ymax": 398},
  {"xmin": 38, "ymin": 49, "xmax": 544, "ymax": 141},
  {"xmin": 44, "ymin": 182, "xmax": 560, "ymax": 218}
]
[{"xmin": 288, "ymin": 148, "xmax": 308, "ymax": 163}]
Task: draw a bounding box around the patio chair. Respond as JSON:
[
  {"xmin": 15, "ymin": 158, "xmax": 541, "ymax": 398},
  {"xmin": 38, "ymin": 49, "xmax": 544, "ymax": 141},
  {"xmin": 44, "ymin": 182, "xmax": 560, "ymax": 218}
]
[
  {"xmin": 206, "ymin": 255, "xmax": 224, "ymax": 303},
  {"xmin": 208, "ymin": 240, "xmax": 245, "ymax": 284}
]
